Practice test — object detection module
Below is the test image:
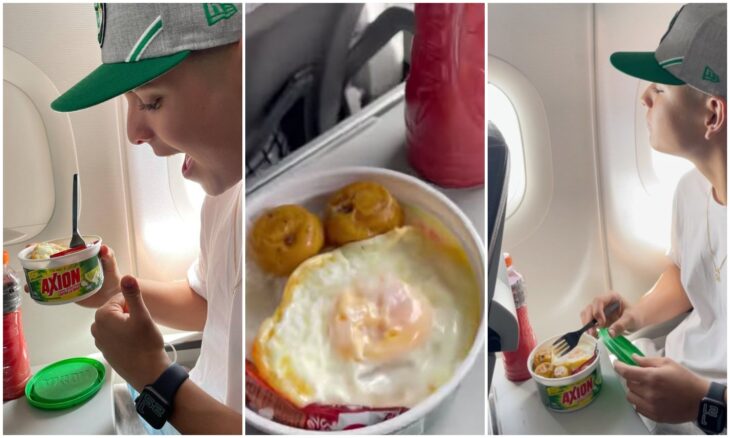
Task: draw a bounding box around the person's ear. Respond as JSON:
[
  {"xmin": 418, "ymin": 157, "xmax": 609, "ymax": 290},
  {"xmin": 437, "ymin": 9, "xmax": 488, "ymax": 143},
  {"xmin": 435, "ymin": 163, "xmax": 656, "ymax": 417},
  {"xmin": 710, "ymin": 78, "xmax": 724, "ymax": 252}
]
[{"xmin": 704, "ymin": 96, "xmax": 726, "ymax": 140}]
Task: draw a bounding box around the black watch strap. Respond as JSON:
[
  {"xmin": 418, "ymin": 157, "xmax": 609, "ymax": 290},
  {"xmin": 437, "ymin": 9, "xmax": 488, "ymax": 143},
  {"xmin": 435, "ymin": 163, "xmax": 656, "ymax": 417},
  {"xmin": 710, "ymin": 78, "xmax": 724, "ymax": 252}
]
[
  {"xmin": 150, "ymin": 363, "xmax": 189, "ymax": 402},
  {"xmin": 699, "ymin": 382, "xmax": 727, "ymax": 434},
  {"xmin": 708, "ymin": 382, "xmax": 726, "ymax": 405}
]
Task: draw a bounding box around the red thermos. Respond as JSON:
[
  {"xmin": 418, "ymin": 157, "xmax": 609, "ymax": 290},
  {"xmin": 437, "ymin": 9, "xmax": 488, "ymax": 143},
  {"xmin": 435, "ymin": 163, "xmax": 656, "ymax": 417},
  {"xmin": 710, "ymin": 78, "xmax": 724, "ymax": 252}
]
[
  {"xmin": 502, "ymin": 253, "xmax": 537, "ymax": 381},
  {"xmin": 405, "ymin": 3, "xmax": 485, "ymax": 188},
  {"xmin": 4, "ymin": 250, "xmax": 31, "ymax": 400}
]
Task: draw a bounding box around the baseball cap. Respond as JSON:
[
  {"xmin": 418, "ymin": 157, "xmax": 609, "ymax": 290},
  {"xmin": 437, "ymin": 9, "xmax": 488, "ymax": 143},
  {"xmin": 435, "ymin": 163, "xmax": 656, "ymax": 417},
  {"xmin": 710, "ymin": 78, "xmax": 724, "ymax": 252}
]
[
  {"xmin": 51, "ymin": 3, "xmax": 242, "ymax": 112},
  {"xmin": 610, "ymin": 4, "xmax": 726, "ymax": 98}
]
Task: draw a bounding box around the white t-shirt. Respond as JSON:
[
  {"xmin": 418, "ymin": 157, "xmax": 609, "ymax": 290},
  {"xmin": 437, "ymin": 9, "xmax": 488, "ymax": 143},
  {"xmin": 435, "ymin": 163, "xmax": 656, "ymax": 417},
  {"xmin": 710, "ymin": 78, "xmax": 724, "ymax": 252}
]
[
  {"xmin": 664, "ymin": 169, "xmax": 727, "ymax": 383},
  {"xmin": 635, "ymin": 169, "xmax": 727, "ymax": 434},
  {"xmin": 187, "ymin": 181, "xmax": 243, "ymax": 413}
]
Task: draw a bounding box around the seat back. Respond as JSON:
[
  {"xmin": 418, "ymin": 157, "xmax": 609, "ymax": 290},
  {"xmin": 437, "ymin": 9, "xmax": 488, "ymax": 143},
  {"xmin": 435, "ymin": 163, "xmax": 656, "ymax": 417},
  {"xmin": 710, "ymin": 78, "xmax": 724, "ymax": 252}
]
[{"xmin": 245, "ymin": 4, "xmax": 363, "ymax": 157}]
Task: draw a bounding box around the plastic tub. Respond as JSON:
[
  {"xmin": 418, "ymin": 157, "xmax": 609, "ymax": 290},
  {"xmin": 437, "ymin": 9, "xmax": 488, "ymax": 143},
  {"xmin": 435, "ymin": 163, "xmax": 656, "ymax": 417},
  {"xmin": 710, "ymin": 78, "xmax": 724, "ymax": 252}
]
[
  {"xmin": 246, "ymin": 167, "xmax": 484, "ymax": 433},
  {"xmin": 18, "ymin": 236, "xmax": 104, "ymax": 305},
  {"xmin": 527, "ymin": 334, "xmax": 602, "ymax": 412}
]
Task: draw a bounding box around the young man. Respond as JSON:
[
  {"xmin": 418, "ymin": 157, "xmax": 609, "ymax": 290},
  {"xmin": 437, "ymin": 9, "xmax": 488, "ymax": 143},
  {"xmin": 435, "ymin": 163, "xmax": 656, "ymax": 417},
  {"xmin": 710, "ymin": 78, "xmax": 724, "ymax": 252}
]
[
  {"xmin": 51, "ymin": 4, "xmax": 242, "ymax": 434},
  {"xmin": 580, "ymin": 4, "xmax": 726, "ymax": 434}
]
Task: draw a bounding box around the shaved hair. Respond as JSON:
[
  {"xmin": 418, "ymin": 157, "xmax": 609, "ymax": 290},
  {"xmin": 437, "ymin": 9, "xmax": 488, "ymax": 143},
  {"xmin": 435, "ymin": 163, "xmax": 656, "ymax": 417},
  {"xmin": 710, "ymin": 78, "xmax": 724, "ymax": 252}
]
[{"xmin": 188, "ymin": 41, "xmax": 240, "ymax": 83}]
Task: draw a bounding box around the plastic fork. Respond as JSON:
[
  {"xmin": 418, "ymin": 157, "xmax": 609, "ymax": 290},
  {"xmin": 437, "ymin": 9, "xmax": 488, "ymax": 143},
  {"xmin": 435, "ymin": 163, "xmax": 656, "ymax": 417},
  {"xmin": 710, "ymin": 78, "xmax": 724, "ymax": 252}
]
[
  {"xmin": 552, "ymin": 300, "xmax": 620, "ymax": 357},
  {"xmin": 69, "ymin": 173, "xmax": 86, "ymax": 249}
]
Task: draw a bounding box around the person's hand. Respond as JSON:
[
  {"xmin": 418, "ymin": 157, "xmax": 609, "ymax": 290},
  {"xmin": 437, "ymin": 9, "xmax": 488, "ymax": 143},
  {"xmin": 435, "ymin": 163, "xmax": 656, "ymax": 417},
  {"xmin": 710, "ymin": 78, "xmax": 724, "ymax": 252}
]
[
  {"xmin": 23, "ymin": 244, "xmax": 122, "ymax": 308},
  {"xmin": 614, "ymin": 355, "xmax": 709, "ymax": 423},
  {"xmin": 580, "ymin": 291, "xmax": 640, "ymax": 337},
  {"xmin": 77, "ymin": 245, "xmax": 123, "ymax": 308},
  {"xmin": 90, "ymin": 275, "xmax": 170, "ymax": 392}
]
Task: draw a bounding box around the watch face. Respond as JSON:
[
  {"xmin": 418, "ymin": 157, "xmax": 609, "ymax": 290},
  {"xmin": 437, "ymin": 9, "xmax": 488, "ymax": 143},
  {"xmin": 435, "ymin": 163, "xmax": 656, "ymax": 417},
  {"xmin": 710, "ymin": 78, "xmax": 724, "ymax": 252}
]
[
  {"xmin": 136, "ymin": 390, "xmax": 169, "ymax": 430},
  {"xmin": 699, "ymin": 398, "xmax": 726, "ymax": 434}
]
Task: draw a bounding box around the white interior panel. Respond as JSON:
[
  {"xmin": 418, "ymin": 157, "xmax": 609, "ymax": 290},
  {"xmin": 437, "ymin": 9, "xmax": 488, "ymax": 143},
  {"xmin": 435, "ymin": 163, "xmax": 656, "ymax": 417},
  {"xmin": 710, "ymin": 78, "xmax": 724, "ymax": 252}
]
[
  {"xmin": 488, "ymin": 4, "xmax": 608, "ymax": 339},
  {"xmin": 3, "ymin": 77, "xmax": 55, "ymax": 243},
  {"xmin": 4, "ymin": 4, "xmax": 134, "ymax": 366}
]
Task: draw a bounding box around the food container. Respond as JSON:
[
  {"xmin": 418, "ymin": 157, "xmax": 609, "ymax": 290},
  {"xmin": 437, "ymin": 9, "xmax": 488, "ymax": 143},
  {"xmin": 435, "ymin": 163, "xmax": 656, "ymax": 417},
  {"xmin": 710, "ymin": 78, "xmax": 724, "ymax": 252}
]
[
  {"xmin": 245, "ymin": 167, "xmax": 484, "ymax": 434},
  {"xmin": 18, "ymin": 236, "xmax": 104, "ymax": 305},
  {"xmin": 527, "ymin": 334, "xmax": 602, "ymax": 412}
]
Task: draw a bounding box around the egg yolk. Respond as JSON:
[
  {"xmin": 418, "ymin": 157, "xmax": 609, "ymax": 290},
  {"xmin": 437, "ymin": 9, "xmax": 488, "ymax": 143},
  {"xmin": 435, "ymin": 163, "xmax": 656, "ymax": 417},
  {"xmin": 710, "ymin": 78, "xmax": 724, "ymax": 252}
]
[
  {"xmin": 324, "ymin": 181, "xmax": 404, "ymax": 246},
  {"xmin": 329, "ymin": 275, "xmax": 433, "ymax": 363},
  {"xmin": 250, "ymin": 205, "xmax": 324, "ymax": 276}
]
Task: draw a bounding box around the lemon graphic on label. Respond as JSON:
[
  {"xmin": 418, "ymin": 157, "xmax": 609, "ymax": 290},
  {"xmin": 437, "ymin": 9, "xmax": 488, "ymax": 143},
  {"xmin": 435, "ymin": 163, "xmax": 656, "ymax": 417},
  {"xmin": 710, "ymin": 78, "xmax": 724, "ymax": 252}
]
[{"xmin": 85, "ymin": 266, "xmax": 100, "ymax": 283}]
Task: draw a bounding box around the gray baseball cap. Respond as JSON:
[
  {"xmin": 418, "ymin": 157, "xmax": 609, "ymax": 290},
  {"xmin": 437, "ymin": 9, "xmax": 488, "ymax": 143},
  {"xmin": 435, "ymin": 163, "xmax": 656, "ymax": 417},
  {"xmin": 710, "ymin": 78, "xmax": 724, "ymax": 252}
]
[
  {"xmin": 51, "ymin": 3, "xmax": 242, "ymax": 112},
  {"xmin": 611, "ymin": 3, "xmax": 726, "ymax": 98}
]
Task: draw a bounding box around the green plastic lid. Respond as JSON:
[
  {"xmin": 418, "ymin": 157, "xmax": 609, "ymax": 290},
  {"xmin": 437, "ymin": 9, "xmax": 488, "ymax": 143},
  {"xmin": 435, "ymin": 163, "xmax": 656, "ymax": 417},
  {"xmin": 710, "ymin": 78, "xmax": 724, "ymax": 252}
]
[
  {"xmin": 598, "ymin": 328, "xmax": 645, "ymax": 366},
  {"xmin": 25, "ymin": 357, "xmax": 105, "ymax": 410}
]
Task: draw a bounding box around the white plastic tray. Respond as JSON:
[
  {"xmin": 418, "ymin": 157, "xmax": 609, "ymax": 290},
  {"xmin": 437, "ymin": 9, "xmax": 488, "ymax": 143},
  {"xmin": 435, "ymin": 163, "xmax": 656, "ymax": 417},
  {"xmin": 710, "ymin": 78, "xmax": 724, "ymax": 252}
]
[{"xmin": 3, "ymin": 353, "xmax": 115, "ymax": 435}]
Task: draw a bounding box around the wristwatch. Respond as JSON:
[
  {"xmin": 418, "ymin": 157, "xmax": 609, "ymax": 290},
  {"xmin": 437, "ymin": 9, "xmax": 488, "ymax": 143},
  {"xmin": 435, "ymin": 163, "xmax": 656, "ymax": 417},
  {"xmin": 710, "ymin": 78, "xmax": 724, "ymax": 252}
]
[
  {"xmin": 698, "ymin": 381, "xmax": 726, "ymax": 434},
  {"xmin": 135, "ymin": 363, "xmax": 189, "ymax": 429}
]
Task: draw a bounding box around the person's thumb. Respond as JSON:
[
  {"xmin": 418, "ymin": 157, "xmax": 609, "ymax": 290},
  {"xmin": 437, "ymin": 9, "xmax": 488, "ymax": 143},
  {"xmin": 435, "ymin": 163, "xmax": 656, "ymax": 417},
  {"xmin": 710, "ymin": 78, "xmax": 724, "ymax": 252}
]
[
  {"xmin": 608, "ymin": 314, "xmax": 630, "ymax": 337},
  {"xmin": 631, "ymin": 354, "xmax": 662, "ymax": 368},
  {"xmin": 99, "ymin": 245, "xmax": 120, "ymax": 276},
  {"xmin": 120, "ymin": 275, "xmax": 150, "ymax": 320}
]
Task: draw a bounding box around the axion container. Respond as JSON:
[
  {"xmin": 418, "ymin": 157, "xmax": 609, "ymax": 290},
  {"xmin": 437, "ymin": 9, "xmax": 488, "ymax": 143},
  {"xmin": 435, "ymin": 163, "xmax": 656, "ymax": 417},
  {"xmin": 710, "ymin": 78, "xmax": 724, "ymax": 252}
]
[
  {"xmin": 18, "ymin": 236, "xmax": 103, "ymax": 305},
  {"xmin": 527, "ymin": 334, "xmax": 602, "ymax": 412}
]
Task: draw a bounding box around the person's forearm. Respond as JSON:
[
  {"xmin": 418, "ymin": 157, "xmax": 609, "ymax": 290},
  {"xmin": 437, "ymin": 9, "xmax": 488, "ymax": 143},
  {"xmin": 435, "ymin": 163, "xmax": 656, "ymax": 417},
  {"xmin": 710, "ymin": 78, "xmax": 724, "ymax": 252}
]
[
  {"xmin": 168, "ymin": 379, "xmax": 242, "ymax": 434},
  {"xmin": 136, "ymin": 279, "xmax": 207, "ymax": 331},
  {"xmin": 633, "ymin": 263, "xmax": 692, "ymax": 329}
]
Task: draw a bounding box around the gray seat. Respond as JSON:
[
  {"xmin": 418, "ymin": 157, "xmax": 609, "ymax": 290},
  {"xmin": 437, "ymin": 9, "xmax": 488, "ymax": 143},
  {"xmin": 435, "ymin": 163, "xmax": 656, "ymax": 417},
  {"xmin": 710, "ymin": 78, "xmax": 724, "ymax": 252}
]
[
  {"xmin": 627, "ymin": 311, "xmax": 689, "ymax": 349},
  {"xmin": 245, "ymin": 4, "xmax": 414, "ymax": 174},
  {"xmin": 487, "ymin": 121, "xmax": 513, "ymax": 392}
]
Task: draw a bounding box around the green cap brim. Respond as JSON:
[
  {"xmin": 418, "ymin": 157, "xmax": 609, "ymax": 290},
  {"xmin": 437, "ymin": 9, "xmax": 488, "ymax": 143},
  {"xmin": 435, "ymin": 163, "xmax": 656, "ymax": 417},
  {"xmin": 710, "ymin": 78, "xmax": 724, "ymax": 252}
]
[
  {"xmin": 610, "ymin": 51, "xmax": 685, "ymax": 86},
  {"xmin": 51, "ymin": 51, "xmax": 190, "ymax": 112}
]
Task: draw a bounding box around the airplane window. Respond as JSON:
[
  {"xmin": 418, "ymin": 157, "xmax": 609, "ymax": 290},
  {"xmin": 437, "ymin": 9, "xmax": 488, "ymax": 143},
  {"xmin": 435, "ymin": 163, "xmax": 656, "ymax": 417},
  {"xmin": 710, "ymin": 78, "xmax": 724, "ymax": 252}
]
[
  {"xmin": 650, "ymin": 151, "xmax": 693, "ymax": 189},
  {"xmin": 121, "ymin": 94, "xmax": 202, "ymax": 282},
  {"xmin": 488, "ymin": 83, "xmax": 526, "ymax": 217},
  {"xmin": 633, "ymin": 80, "xmax": 693, "ymax": 250}
]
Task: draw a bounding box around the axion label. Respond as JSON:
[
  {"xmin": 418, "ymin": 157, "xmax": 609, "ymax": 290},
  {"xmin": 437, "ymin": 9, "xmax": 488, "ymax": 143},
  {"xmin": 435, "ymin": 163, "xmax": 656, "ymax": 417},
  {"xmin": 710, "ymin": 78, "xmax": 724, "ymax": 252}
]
[
  {"xmin": 25, "ymin": 256, "xmax": 103, "ymax": 304},
  {"xmin": 539, "ymin": 367, "xmax": 603, "ymax": 412}
]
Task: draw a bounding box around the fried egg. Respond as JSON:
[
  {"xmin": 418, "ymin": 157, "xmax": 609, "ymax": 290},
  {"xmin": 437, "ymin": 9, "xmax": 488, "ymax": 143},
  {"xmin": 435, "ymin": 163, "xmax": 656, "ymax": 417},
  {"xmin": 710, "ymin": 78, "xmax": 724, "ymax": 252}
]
[
  {"xmin": 252, "ymin": 226, "xmax": 480, "ymax": 408},
  {"xmin": 552, "ymin": 338, "xmax": 595, "ymax": 373}
]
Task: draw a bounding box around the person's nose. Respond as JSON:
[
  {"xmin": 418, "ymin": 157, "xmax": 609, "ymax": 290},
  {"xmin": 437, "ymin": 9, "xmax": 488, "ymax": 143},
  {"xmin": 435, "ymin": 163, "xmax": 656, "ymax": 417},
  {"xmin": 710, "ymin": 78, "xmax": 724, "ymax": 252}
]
[
  {"xmin": 640, "ymin": 85, "xmax": 653, "ymax": 109},
  {"xmin": 126, "ymin": 106, "xmax": 154, "ymax": 145}
]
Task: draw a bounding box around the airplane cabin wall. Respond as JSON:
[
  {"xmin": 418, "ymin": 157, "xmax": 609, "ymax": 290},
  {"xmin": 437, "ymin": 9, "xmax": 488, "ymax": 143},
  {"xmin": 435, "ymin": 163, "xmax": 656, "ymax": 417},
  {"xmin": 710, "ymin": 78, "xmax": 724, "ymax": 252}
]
[
  {"xmin": 4, "ymin": 4, "xmax": 134, "ymax": 365},
  {"xmin": 489, "ymin": 4, "xmax": 609, "ymax": 338},
  {"xmin": 490, "ymin": 3, "xmax": 690, "ymax": 340}
]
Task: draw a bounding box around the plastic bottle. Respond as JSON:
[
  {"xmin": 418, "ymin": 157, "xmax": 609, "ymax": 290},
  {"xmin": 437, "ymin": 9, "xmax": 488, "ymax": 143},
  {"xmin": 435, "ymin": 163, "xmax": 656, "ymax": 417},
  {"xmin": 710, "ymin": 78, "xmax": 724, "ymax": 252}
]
[
  {"xmin": 502, "ymin": 253, "xmax": 537, "ymax": 381},
  {"xmin": 4, "ymin": 250, "xmax": 31, "ymax": 400},
  {"xmin": 405, "ymin": 3, "xmax": 485, "ymax": 188}
]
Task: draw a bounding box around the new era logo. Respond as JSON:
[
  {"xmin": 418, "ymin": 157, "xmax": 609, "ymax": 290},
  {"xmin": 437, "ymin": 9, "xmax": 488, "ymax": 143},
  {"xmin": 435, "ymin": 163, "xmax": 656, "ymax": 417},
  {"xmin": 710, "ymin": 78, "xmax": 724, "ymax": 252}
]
[
  {"xmin": 703, "ymin": 66, "xmax": 720, "ymax": 83},
  {"xmin": 203, "ymin": 4, "xmax": 238, "ymax": 26}
]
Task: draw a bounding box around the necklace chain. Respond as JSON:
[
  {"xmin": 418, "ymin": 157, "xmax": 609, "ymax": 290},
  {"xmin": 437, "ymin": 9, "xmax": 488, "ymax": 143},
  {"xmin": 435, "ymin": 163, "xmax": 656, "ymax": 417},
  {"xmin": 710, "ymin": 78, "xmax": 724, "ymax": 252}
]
[{"xmin": 706, "ymin": 192, "xmax": 727, "ymax": 282}]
